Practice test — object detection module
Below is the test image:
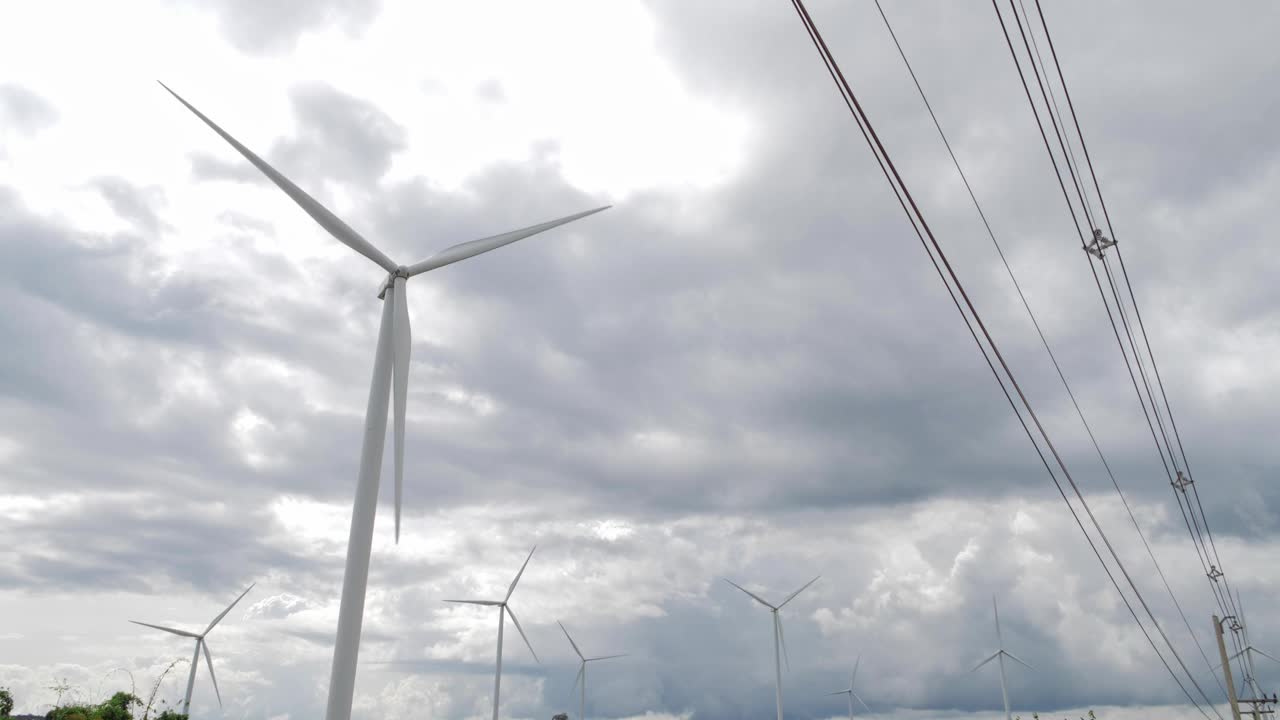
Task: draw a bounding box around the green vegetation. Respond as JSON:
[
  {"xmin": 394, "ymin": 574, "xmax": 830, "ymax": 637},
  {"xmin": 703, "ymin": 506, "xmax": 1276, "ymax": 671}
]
[
  {"xmin": 0, "ymin": 675, "xmax": 188, "ymax": 720},
  {"xmin": 45, "ymin": 691, "xmax": 141, "ymax": 720}
]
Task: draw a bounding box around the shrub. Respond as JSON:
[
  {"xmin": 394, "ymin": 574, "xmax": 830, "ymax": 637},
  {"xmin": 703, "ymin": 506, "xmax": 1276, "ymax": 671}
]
[{"xmin": 44, "ymin": 692, "xmax": 141, "ymax": 720}]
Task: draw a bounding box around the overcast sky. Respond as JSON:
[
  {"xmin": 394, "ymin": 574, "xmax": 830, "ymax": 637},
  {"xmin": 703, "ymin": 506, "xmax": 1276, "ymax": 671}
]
[{"xmin": 3, "ymin": 1, "xmax": 1279, "ymax": 719}]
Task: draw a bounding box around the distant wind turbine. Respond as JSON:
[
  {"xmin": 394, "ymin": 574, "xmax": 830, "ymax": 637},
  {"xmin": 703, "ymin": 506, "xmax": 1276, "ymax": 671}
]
[
  {"xmin": 724, "ymin": 575, "xmax": 820, "ymax": 720},
  {"xmin": 826, "ymin": 655, "xmax": 872, "ymax": 720},
  {"xmin": 558, "ymin": 621, "xmax": 625, "ymax": 720},
  {"xmin": 971, "ymin": 596, "xmax": 1032, "ymax": 720},
  {"xmin": 444, "ymin": 546, "xmax": 540, "ymax": 720},
  {"xmin": 159, "ymin": 83, "xmax": 609, "ymax": 720},
  {"xmin": 130, "ymin": 583, "xmax": 255, "ymax": 715}
]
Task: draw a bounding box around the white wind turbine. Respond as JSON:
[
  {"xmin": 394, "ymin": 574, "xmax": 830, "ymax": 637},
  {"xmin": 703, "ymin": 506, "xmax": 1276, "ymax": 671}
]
[
  {"xmin": 130, "ymin": 583, "xmax": 255, "ymax": 715},
  {"xmin": 724, "ymin": 575, "xmax": 820, "ymax": 720},
  {"xmin": 971, "ymin": 596, "xmax": 1032, "ymax": 720},
  {"xmin": 443, "ymin": 546, "xmax": 540, "ymax": 720},
  {"xmin": 826, "ymin": 655, "xmax": 872, "ymax": 720},
  {"xmin": 558, "ymin": 621, "xmax": 626, "ymax": 720},
  {"xmin": 159, "ymin": 84, "xmax": 609, "ymax": 720}
]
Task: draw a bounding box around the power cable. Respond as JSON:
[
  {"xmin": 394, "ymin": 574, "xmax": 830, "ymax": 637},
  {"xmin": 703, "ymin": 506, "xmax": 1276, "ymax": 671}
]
[
  {"xmin": 783, "ymin": 2, "xmax": 1218, "ymax": 716},
  {"xmin": 870, "ymin": 0, "xmax": 1230, "ymax": 702}
]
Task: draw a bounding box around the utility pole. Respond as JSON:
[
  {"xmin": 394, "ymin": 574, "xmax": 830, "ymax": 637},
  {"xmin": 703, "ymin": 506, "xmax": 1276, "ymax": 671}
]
[
  {"xmin": 1217, "ymin": 614, "xmax": 1244, "ymax": 720},
  {"xmin": 1238, "ymin": 696, "xmax": 1276, "ymax": 720}
]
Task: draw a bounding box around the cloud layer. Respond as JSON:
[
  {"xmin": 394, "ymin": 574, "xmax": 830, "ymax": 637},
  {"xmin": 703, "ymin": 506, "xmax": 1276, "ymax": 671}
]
[{"xmin": 2, "ymin": 0, "xmax": 1279, "ymax": 718}]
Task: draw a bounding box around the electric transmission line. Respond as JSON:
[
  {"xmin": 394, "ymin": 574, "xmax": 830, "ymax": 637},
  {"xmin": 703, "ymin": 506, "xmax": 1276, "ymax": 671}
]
[
  {"xmin": 782, "ymin": 1, "xmax": 1219, "ymax": 715},
  {"xmin": 871, "ymin": 0, "xmax": 1229, "ymax": 702}
]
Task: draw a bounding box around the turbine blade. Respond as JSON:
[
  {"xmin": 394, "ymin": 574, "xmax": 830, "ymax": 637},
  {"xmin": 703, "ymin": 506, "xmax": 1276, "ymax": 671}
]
[
  {"xmin": 1254, "ymin": 648, "xmax": 1280, "ymax": 665},
  {"xmin": 852, "ymin": 691, "xmax": 872, "ymax": 714},
  {"xmin": 558, "ymin": 621, "xmax": 584, "ymax": 660},
  {"xmin": 723, "ymin": 578, "xmax": 775, "ymax": 609},
  {"xmin": 1226, "ymin": 648, "xmax": 1247, "ymax": 663},
  {"xmin": 852, "ymin": 655, "xmax": 861, "ymax": 688},
  {"xmin": 1004, "ymin": 650, "xmax": 1033, "ymax": 670},
  {"xmin": 970, "ymin": 651, "xmax": 1000, "ymax": 673},
  {"xmin": 158, "ymin": 82, "xmax": 398, "ymax": 273},
  {"xmin": 505, "ymin": 606, "xmax": 539, "ymax": 663},
  {"xmin": 993, "ymin": 596, "xmax": 1004, "ymax": 649},
  {"xmin": 442, "ymin": 599, "xmax": 502, "ymax": 606},
  {"xmin": 130, "ymin": 621, "xmax": 200, "ymax": 639},
  {"xmin": 777, "ymin": 575, "xmax": 820, "ymax": 609},
  {"xmin": 201, "ymin": 639, "xmax": 223, "ymax": 708},
  {"xmin": 777, "ymin": 614, "xmax": 790, "ymax": 672},
  {"xmin": 390, "ymin": 277, "xmax": 410, "ymax": 544},
  {"xmin": 205, "ymin": 583, "xmax": 256, "ymax": 635},
  {"xmin": 405, "ymin": 206, "xmax": 610, "ymax": 277},
  {"xmin": 586, "ymin": 654, "xmax": 627, "ymax": 662},
  {"xmin": 571, "ymin": 663, "xmax": 584, "ymax": 693},
  {"xmin": 826, "ymin": 690, "xmax": 850, "ymax": 697},
  {"xmin": 506, "ymin": 545, "xmax": 536, "ymax": 602}
]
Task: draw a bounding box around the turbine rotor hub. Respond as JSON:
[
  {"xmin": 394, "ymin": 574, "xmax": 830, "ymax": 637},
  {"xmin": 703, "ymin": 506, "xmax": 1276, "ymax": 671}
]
[{"xmin": 376, "ymin": 267, "xmax": 410, "ymax": 298}]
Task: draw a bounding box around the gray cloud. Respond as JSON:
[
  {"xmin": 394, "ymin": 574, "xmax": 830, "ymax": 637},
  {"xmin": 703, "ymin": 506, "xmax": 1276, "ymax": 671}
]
[
  {"xmin": 178, "ymin": 0, "xmax": 380, "ymax": 55},
  {"xmin": 0, "ymin": 83, "xmax": 57, "ymax": 135},
  {"xmin": 4, "ymin": 1, "xmax": 1280, "ymax": 718},
  {"xmin": 270, "ymin": 83, "xmax": 408, "ymax": 187},
  {"xmin": 90, "ymin": 177, "xmax": 167, "ymax": 235}
]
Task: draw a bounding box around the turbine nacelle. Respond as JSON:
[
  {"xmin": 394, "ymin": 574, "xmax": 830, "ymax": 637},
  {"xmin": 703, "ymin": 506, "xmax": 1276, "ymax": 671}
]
[{"xmin": 376, "ymin": 266, "xmax": 411, "ymax": 299}]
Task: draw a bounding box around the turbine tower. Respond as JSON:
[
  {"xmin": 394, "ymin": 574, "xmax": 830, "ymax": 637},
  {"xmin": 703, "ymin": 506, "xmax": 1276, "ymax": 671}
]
[
  {"xmin": 130, "ymin": 583, "xmax": 255, "ymax": 715},
  {"xmin": 971, "ymin": 596, "xmax": 1032, "ymax": 720},
  {"xmin": 724, "ymin": 575, "xmax": 820, "ymax": 720},
  {"xmin": 826, "ymin": 655, "xmax": 872, "ymax": 720},
  {"xmin": 159, "ymin": 84, "xmax": 609, "ymax": 720},
  {"xmin": 443, "ymin": 546, "xmax": 540, "ymax": 720},
  {"xmin": 558, "ymin": 621, "xmax": 625, "ymax": 720}
]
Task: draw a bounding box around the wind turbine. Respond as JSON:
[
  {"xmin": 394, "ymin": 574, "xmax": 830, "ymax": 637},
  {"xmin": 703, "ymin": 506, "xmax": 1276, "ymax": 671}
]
[
  {"xmin": 723, "ymin": 575, "xmax": 820, "ymax": 720},
  {"xmin": 159, "ymin": 84, "xmax": 609, "ymax": 720},
  {"xmin": 443, "ymin": 546, "xmax": 540, "ymax": 720},
  {"xmin": 558, "ymin": 621, "xmax": 625, "ymax": 720},
  {"xmin": 971, "ymin": 596, "xmax": 1032, "ymax": 720},
  {"xmin": 826, "ymin": 656, "xmax": 872, "ymax": 720},
  {"xmin": 130, "ymin": 583, "xmax": 255, "ymax": 715}
]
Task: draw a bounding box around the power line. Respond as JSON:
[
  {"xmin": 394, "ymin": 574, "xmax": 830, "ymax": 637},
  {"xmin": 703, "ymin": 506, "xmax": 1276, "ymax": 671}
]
[
  {"xmin": 1010, "ymin": 0, "xmax": 1249, "ymax": 684},
  {"xmin": 869, "ymin": 0, "xmax": 1229, "ymax": 703},
  {"xmin": 1027, "ymin": 0, "xmax": 1239, "ymax": 619},
  {"xmin": 782, "ymin": 2, "xmax": 1216, "ymax": 716}
]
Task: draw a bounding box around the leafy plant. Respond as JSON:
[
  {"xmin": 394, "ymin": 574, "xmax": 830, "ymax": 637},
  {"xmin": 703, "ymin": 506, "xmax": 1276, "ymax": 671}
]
[
  {"xmin": 44, "ymin": 692, "xmax": 140, "ymax": 720},
  {"xmin": 1, "ymin": 686, "xmax": 14, "ymax": 718}
]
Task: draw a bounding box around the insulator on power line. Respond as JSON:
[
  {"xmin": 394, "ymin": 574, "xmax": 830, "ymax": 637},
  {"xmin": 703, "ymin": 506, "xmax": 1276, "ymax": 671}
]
[
  {"xmin": 1172, "ymin": 471, "xmax": 1193, "ymax": 491},
  {"xmin": 1208, "ymin": 565, "xmax": 1224, "ymax": 582},
  {"xmin": 1084, "ymin": 228, "xmax": 1116, "ymax": 259}
]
